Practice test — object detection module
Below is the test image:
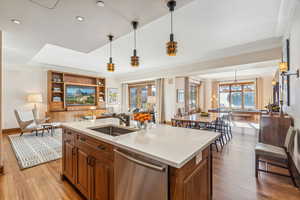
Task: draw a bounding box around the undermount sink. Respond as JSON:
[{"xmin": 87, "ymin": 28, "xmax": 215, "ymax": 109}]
[{"xmin": 90, "ymin": 125, "xmax": 136, "ymax": 137}]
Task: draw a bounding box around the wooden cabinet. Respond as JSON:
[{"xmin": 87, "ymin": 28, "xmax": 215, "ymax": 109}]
[
  {"xmin": 62, "ymin": 129, "xmax": 113, "ymax": 200},
  {"xmin": 259, "ymin": 114, "xmax": 293, "ymax": 147},
  {"xmin": 76, "ymin": 148, "xmax": 90, "ymax": 197},
  {"xmin": 169, "ymin": 147, "xmax": 212, "ymax": 200},
  {"xmin": 62, "ymin": 130, "xmax": 76, "ymax": 184},
  {"xmin": 62, "ymin": 128, "xmax": 212, "ymax": 200},
  {"xmin": 89, "ymin": 157, "xmax": 111, "ymax": 200}
]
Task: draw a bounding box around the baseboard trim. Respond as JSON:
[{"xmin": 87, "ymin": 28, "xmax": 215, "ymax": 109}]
[{"xmin": 2, "ymin": 128, "xmax": 21, "ymax": 135}]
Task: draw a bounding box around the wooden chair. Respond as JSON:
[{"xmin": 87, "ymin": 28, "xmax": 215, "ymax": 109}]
[
  {"xmin": 14, "ymin": 109, "xmax": 45, "ymax": 136},
  {"xmin": 255, "ymin": 127, "xmax": 298, "ymax": 187}
]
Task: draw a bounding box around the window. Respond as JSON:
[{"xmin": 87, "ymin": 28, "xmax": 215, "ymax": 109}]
[
  {"xmin": 128, "ymin": 82, "xmax": 156, "ymax": 110},
  {"xmin": 189, "ymin": 84, "xmax": 199, "ymax": 110},
  {"xmin": 219, "ymin": 82, "xmax": 256, "ymax": 109}
]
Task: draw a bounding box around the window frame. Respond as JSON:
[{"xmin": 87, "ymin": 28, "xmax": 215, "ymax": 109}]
[
  {"xmin": 218, "ymin": 82, "xmax": 256, "ymax": 109},
  {"xmin": 128, "ymin": 81, "xmax": 156, "ymax": 110},
  {"xmin": 189, "ymin": 83, "xmax": 200, "ymax": 111}
]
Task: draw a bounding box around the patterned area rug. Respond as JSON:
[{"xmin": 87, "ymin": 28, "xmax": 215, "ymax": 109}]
[{"xmin": 8, "ymin": 129, "xmax": 62, "ymax": 170}]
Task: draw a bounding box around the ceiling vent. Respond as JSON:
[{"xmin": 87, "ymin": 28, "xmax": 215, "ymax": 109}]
[{"xmin": 29, "ymin": 0, "xmax": 60, "ymax": 9}]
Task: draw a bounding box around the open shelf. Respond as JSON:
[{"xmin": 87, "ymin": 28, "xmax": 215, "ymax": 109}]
[{"xmin": 48, "ymin": 70, "xmax": 106, "ymax": 112}]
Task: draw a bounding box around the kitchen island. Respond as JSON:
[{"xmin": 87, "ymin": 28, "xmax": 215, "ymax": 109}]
[{"xmin": 61, "ymin": 119, "xmax": 220, "ymax": 200}]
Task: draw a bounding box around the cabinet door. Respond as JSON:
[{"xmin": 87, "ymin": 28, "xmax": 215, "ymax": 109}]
[
  {"xmin": 90, "ymin": 158, "xmax": 112, "ymax": 200},
  {"xmin": 183, "ymin": 159, "xmax": 209, "ymax": 200},
  {"xmin": 63, "ymin": 141, "xmax": 76, "ymax": 184},
  {"xmin": 76, "ymin": 148, "xmax": 90, "ymax": 198}
]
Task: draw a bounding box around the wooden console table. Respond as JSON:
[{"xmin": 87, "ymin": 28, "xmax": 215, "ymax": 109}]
[{"xmin": 259, "ymin": 114, "xmax": 293, "ymax": 147}]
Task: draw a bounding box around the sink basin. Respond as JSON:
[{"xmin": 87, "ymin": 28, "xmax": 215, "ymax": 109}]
[{"xmin": 89, "ymin": 125, "xmax": 136, "ymax": 137}]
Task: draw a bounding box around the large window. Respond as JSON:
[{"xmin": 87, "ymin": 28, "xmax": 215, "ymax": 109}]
[
  {"xmin": 129, "ymin": 82, "xmax": 156, "ymax": 110},
  {"xmin": 189, "ymin": 83, "xmax": 200, "ymax": 110},
  {"xmin": 219, "ymin": 82, "xmax": 256, "ymax": 109}
]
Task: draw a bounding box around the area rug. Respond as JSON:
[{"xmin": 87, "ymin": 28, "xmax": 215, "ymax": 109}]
[{"xmin": 8, "ymin": 129, "xmax": 62, "ymax": 170}]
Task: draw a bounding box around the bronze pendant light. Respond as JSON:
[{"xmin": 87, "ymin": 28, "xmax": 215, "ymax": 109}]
[
  {"xmin": 131, "ymin": 21, "xmax": 139, "ymax": 67},
  {"xmin": 166, "ymin": 0, "xmax": 177, "ymax": 56},
  {"xmin": 107, "ymin": 35, "xmax": 115, "ymax": 72}
]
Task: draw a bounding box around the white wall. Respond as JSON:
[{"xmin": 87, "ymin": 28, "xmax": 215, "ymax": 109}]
[
  {"xmin": 4, "ymin": 68, "xmax": 47, "ymax": 129},
  {"xmin": 3, "ymin": 66, "xmax": 121, "ymax": 129},
  {"xmin": 286, "ymin": 3, "xmax": 300, "ymax": 171}
]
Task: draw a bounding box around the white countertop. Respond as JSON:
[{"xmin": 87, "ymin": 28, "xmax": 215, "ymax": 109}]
[{"xmin": 61, "ymin": 119, "xmax": 220, "ymax": 168}]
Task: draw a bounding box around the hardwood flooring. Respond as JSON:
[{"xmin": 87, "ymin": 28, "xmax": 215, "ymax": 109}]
[{"xmin": 0, "ymin": 123, "xmax": 299, "ymax": 200}]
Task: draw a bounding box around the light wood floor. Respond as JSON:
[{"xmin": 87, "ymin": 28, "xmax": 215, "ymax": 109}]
[{"xmin": 0, "ymin": 124, "xmax": 299, "ymax": 200}]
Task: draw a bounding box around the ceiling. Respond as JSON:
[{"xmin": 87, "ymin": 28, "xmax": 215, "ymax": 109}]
[
  {"xmin": 0, "ymin": 0, "xmax": 192, "ymax": 66},
  {"xmin": 196, "ymin": 64, "xmax": 278, "ymax": 80},
  {"xmin": 0, "ymin": 0, "xmax": 293, "ymax": 76}
]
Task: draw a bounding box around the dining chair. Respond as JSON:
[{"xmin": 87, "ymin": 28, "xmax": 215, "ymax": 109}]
[{"xmin": 255, "ymin": 126, "xmax": 298, "ymax": 187}]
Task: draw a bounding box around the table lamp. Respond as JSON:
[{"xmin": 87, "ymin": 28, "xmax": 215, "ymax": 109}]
[
  {"xmin": 147, "ymin": 96, "xmax": 156, "ymax": 112},
  {"xmin": 27, "ymin": 93, "xmax": 43, "ymax": 110}
]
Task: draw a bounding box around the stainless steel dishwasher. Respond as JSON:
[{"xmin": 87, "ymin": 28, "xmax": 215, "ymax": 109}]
[{"xmin": 114, "ymin": 149, "xmax": 168, "ymax": 200}]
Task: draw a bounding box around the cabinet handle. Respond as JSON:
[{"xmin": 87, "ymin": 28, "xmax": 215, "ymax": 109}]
[
  {"xmin": 80, "ymin": 137, "xmax": 86, "ymax": 142},
  {"xmin": 97, "ymin": 145, "xmax": 106, "ymax": 151},
  {"xmin": 89, "ymin": 156, "xmax": 96, "ymax": 167},
  {"xmin": 72, "ymin": 147, "xmax": 76, "ymax": 155}
]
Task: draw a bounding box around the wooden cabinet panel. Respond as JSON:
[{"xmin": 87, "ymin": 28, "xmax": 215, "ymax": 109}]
[
  {"xmin": 183, "ymin": 159, "xmax": 208, "ymax": 200},
  {"xmin": 92, "ymin": 159, "xmax": 111, "ymax": 200},
  {"xmin": 169, "ymin": 147, "xmax": 211, "ymax": 200},
  {"xmin": 63, "ymin": 141, "xmax": 76, "ymax": 184},
  {"xmin": 76, "ymin": 148, "xmax": 90, "ymax": 197}
]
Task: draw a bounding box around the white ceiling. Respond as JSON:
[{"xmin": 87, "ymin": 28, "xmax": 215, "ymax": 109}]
[
  {"xmin": 0, "ymin": 0, "xmax": 192, "ymax": 66},
  {"xmin": 0, "ymin": 0, "xmax": 293, "ymax": 76},
  {"xmin": 196, "ymin": 64, "xmax": 278, "ymax": 80}
]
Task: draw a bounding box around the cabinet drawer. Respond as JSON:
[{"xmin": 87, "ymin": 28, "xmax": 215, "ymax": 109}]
[
  {"xmin": 77, "ymin": 133, "xmax": 113, "ymax": 160},
  {"xmin": 63, "ymin": 129, "xmax": 76, "ymax": 145}
]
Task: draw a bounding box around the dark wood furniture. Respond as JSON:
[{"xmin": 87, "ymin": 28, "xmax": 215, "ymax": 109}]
[
  {"xmin": 259, "ymin": 114, "xmax": 293, "ymax": 147},
  {"xmin": 255, "ymin": 127, "xmax": 298, "ymax": 187},
  {"xmin": 47, "ymin": 70, "xmax": 106, "ymax": 122},
  {"xmin": 62, "ymin": 128, "xmax": 212, "ymax": 200}
]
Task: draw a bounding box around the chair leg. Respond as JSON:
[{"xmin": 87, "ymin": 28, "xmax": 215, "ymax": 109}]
[
  {"xmin": 287, "ymin": 158, "xmax": 299, "ymax": 188},
  {"xmin": 214, "ymin": 142, "xmax": 219, "ymax": 152},
  {"xmin": 20, "ymin": 132, "xmax": 23, "ymax": 136},
  {"xmin": 255, "ymin": 154, "xmax": 259, "ymax": 178}
]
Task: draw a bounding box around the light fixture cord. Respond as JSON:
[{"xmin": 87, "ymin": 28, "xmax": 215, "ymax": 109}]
[
  {"xmin": 134, "ymin": 28, "xmax": 137, "ymax": 49},
  {"xmin": 110, "ymin": 39, "xmax": 112, "ymax": 58},
  {"xmin": 171, "ymin": 11, "xmax": 173, "ymax": 34}
]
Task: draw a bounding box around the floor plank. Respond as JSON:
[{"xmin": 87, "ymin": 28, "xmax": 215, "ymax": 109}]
[{"xmin": 0, "ymin": 124, "xmax": 299, "ymax": 200}]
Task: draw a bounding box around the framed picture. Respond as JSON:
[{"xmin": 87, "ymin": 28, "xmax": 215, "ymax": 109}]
[
  {"xmin": 282, "ymin": 39, "xmax": 290, "ymax": 106},
  {"xmin": 107, "ymin": 88, "xmax": 118, "ymax": 104},
  {"xmin": 177, "ymin": 89, "xmax": 184, "ymax": 103}
]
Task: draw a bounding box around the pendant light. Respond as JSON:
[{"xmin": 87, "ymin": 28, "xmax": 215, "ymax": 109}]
[
  {"xmin": 131, "ymin": 21, "xmax": 139, "ymax": 67},
  {"xmin": 107, "ymin": 35, "xmax": 115, "ymax": 72},
  {"xmin": 166, "ymin": 0, "xmax": 177, "ymax": 56}
]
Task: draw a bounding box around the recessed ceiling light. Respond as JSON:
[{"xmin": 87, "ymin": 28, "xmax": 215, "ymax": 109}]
[
  {"xmin": 11, "ymin": 19, "xmax": 21, "ymax": 24},
  {"xmin": 96, "ymin": 1, "xmax": 105, "ymax": 7},
  {"xmin": 75, "ymin": 16, "xmax": 85, "ymax": 22}
]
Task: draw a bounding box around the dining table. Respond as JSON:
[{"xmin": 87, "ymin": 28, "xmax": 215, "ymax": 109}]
[{"xmin": 171, "ymin": 113, "xmax": 219, "ymax": 128}]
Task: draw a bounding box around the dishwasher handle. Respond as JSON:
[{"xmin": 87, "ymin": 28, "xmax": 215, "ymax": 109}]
[{"xmin": 114, "ymin": 149, "xmax": 166, "ymax": 172}]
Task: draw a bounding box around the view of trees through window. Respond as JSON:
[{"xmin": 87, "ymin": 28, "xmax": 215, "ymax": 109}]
[
  {"xmin": 219, "ymin": 82, "xmax": 256, "ymax": 109},
  {"xmin": 129, "ymin": 82, "xmax": 156, "ymax": 110},
  {"xmin": 189, "ymin": 84, "xmax": 199, "ymax": 110}
]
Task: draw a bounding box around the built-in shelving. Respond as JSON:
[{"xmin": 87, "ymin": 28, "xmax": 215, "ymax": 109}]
[{"xmin": 47, "ymin": 70, "xmax": 106, "ymax": 112}]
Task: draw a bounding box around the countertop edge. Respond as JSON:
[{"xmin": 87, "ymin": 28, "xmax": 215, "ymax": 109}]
[{"xmin": 61, "ymin": 124, "xmax": 220, "ymax": 168}]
